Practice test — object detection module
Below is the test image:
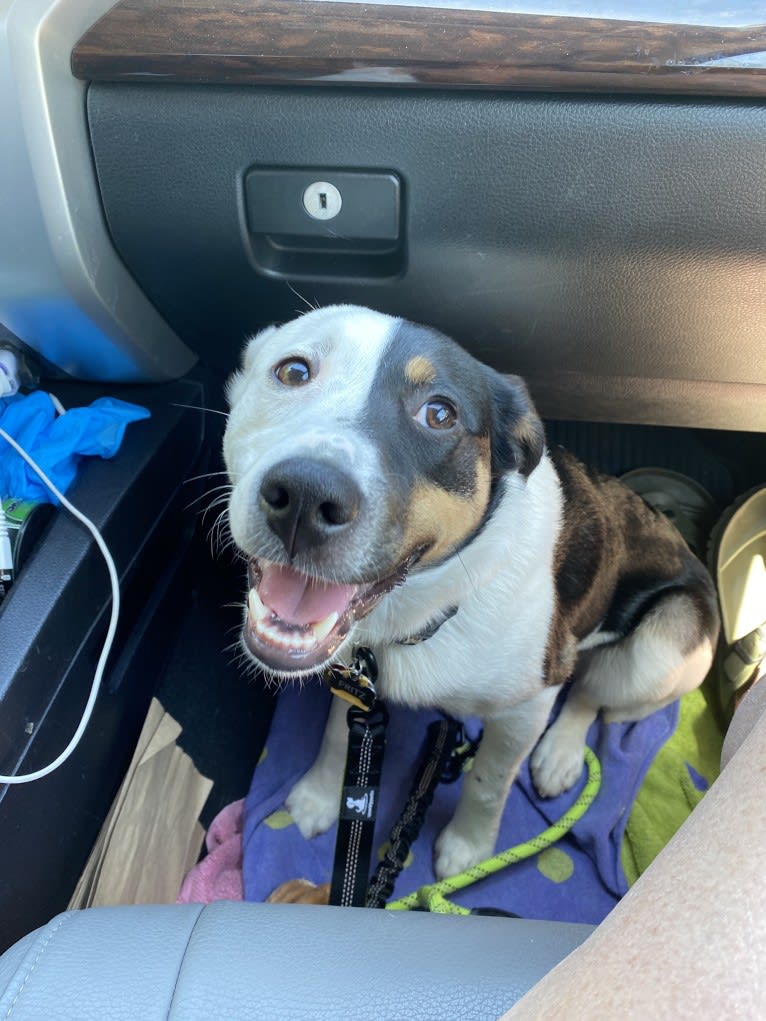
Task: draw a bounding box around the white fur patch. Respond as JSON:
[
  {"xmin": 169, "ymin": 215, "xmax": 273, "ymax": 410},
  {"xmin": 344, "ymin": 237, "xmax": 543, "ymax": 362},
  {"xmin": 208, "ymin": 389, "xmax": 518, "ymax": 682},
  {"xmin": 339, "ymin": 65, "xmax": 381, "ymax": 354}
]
[{"xmin": 224, "ymin": 305, "xmax": 399, "ymax": 558}]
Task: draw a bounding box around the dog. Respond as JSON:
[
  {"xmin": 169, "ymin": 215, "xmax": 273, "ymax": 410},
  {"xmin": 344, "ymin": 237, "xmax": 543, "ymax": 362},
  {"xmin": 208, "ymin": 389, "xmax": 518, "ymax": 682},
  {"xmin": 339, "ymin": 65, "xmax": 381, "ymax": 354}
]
[{"xmin": 223, "ymin": 305, "xmax": 720, "ymax": 879}]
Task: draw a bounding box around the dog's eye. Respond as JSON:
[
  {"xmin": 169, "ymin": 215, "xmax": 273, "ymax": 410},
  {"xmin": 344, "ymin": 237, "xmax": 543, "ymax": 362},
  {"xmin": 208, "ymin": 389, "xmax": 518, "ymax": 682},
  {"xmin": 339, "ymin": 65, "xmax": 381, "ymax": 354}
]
[
  {"xmin": 415, "ymin": 398, "xmax": 458, "ymax": 430},
  {"xmin": 274, "ymin": 358, "xmax": 311, "ymax": 386}
]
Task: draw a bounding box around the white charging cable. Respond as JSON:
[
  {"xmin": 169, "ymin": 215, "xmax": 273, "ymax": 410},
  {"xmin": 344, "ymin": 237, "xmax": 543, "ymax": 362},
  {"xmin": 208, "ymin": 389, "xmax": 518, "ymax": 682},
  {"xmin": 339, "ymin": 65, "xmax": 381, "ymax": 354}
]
[{"xmin": 0, "ymin": 425, "xmax": 120, "ymax": 784}]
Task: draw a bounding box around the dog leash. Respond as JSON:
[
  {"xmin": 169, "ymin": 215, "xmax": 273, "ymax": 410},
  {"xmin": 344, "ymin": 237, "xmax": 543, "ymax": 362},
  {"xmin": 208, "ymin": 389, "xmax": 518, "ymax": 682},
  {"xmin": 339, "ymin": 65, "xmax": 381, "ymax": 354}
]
[
  {"xmin": 325, "ymin": 648, "xmax": 389, "ymax": 907},
  {"xmin": 385, "ymin": 747, "xmax": 602, "ymax": 914},
  {"xmin": 365, "ymin": 716, "xmax": 480, "ymax": 909},
  {"xmin": 325, "ymin": 646, "xmax": 481, "ymax": 909},
  {"xmin": 324, "ymin": 648, "xmax": 602, "ymax": 914}
]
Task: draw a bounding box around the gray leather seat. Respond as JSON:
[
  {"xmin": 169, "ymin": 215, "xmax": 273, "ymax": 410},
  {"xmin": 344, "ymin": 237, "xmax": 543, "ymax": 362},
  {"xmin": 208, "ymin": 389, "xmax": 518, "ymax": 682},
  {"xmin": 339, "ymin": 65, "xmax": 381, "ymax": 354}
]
[{"xmin": 0, "ymin": 901, "xmax": 593, "ymax": 1019}]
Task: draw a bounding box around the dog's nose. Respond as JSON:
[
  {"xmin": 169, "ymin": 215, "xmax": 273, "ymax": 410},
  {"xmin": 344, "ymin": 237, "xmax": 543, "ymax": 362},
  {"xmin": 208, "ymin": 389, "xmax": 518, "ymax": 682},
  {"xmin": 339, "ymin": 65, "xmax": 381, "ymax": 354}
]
[{"xmin": 259, "ymin": 458, "xmax": 362, "ymax": 558}]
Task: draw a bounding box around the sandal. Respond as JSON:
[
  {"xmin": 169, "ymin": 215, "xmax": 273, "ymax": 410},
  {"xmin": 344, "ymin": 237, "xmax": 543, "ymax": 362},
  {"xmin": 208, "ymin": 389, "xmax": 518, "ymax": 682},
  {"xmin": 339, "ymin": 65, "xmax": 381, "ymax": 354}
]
[
  {"xmin": 620, "ymin": 467, "xmax": 719, "ymax": 557},
  {"xmin": 707, "ymin": 485, "xmax": 766, "ymax": 719}
]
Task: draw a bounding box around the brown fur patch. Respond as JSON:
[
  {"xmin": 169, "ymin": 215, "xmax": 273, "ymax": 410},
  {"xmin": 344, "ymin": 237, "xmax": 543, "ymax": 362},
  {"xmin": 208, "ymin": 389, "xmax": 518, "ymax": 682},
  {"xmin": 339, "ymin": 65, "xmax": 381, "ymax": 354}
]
[
  {"xmin": 267, "ymin": 879, "xmax": 331, "ymax": 904},
  {"xmin": 404, "ymin": 355, "xmax": 436, "ymax": 386},
  {"xmin": 404, "ymin": 454, "xmax": 491, "ymax": 565}
]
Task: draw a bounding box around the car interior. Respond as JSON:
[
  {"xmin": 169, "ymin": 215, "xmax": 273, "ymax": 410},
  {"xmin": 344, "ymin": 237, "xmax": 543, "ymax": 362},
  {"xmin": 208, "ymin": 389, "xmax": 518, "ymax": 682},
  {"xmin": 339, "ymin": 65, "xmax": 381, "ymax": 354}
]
[{"xmin": 1, "ymin": 0, "xmax": 765, "ymax": 1016}]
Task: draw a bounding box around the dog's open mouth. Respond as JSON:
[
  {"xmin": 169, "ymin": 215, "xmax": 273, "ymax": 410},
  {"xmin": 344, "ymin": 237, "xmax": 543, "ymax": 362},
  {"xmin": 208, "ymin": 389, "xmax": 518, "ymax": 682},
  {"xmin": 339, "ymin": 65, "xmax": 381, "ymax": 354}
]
[{"xmin": 243, "ymin": 558, "xmax": 407, "ymax": 674}]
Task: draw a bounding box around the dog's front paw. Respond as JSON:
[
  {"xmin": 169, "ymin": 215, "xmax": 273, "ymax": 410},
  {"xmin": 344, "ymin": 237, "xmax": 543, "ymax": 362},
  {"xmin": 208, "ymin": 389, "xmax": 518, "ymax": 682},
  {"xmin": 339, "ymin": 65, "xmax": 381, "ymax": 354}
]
[
  {"xmin": 285, "ymin": 773, "xmax": 339, "ymax": 839},
  {"xmin": 530, "ymin": 728, "xmax": 584, "ymax": 798},
  {"xmin": 433, "ymin": 823, "xmax": 496, "ymax": 880}
]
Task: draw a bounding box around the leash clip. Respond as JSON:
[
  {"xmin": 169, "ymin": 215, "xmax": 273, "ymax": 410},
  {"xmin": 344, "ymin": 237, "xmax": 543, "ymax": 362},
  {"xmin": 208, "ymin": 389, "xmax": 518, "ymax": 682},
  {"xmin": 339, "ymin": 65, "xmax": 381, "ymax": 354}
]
[
  {"xmin": 324, "ymin": 646, "xmax": 379, "ymax": 712},
  {"xmin": 439, "ymin": 723, "xmax": 483, "ymax": 784}
]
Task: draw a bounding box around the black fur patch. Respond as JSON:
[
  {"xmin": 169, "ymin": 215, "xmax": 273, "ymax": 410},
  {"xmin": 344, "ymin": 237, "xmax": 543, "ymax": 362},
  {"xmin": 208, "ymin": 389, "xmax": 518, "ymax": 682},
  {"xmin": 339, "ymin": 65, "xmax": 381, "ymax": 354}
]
[
  {"xmin": 359, "ymin": 320, "xmax": 545, "ymax": 568},
  {"xmin": 485, "ymin": 369, "xmax": 545, "ymax": 480},
  {"xmin": 362, "ymin": 321, "xmax": 490, "ymax": 495}
]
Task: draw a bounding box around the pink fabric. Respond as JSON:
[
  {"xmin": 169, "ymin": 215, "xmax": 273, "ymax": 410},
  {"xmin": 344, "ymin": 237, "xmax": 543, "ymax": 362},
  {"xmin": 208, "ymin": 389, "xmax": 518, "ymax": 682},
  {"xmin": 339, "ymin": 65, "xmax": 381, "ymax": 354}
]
[{"xmin": 177, "ymin": 799, "xmax": 245, "ymax": 904}]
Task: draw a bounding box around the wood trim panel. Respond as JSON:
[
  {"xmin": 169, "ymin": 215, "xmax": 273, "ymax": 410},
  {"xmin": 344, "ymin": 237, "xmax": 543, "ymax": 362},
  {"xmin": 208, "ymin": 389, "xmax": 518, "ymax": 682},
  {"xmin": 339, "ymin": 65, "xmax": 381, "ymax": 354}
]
[{"xmin": 72, "ymin": 0, "xmax": 766, "ymax": 98}]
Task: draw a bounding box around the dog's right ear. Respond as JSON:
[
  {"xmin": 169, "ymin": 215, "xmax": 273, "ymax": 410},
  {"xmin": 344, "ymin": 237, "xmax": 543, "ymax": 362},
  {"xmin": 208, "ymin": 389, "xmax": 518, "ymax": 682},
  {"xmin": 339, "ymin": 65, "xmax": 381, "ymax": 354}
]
[
  {"xmin": 225, "ymin": 326, "xmax": 278, "ymax": 407},
  {"xmin": 487, "ymin": 371, "xmax": 545, "ymax": 479}
]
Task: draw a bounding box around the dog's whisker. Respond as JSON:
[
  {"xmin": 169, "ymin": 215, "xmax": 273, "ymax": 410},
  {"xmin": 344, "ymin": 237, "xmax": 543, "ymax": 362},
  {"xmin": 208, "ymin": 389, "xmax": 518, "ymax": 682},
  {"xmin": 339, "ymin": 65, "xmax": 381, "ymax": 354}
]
[
  {"xmin": 197, "ymin": 505, "xmax": 231, "ymax": 526},
  {"xmin": 188, "ymin": 483, "xmax": 231, "ymax": 502},
  {"xmin": 184, "ymin": 470, "xmax": 231, "ymax": 484},
  {"xmin": 223, "ymin": 637, "xmax": 246, "ymax": 656},
  {"xmin": 187, "ymin": 487, "xmax": 233, "ymax": 513},
  {"xmin": 205, "ymin": 502, "xmax": 233, "ymax": 522},
  {"xmin": 455, "ymin": 550, "xmax": 476, "ymax": 589},
  {"xmin": 206, "ymin": 508, "xmax": 226, "ymax": 538},
  {"xmin": 226, "ymin": 647, "xmax": 255, "ymax": 673},
  {"xmin": 216, "ymin": 516, "xmax": 234, "ymax": 544},
  {"xmin": 171, "ymin": 402, "xmax": 229, "ymax": 418},
  {"xmin": 207, "ymin": 510, "xmax": 231, "ymax": 556},
  {"xmin": 214, "ymin": 532, "xmax": 239, "ymax": 559},
  {"xmin": 211, "ymin": 532, "xmax": 232, "ymax": 557},
  {"xmin": 199, "ymin": 494, "xmax": 233, "ymax": 518},
  {"xmin": 286, "ymin": 281, "xmax": 319, "ymax": 313}
]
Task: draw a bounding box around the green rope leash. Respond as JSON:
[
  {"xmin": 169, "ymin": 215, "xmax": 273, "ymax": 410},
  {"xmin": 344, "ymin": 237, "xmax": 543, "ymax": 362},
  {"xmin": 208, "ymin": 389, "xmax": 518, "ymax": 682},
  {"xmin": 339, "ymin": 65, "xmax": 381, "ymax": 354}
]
[{"xmin": 386, "ymin": 747, "xmax": 602, "ymax": 915}]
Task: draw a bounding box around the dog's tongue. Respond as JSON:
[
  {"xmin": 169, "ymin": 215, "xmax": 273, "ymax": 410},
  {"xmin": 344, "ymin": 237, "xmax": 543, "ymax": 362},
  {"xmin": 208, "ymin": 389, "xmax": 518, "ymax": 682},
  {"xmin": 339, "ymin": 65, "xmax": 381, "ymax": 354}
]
[{"xmin": 258, "ymin": 562, "xmax": 357, "ymax": 626}]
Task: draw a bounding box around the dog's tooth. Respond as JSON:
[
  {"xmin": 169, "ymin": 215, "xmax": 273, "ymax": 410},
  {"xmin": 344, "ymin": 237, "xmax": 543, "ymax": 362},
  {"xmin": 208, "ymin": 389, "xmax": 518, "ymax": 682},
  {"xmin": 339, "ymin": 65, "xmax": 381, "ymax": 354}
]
[
  {"xmin": 312, "ymin": 612, "xmax": 338, "ymax": 642},
  {"xmin": 248, "ymin": 587, "xmax": 267, "ymax": 620}
]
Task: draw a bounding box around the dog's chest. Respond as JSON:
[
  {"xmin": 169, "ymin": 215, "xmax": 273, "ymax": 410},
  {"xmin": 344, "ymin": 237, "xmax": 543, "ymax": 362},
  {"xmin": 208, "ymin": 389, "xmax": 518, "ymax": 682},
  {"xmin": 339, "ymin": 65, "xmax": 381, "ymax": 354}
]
[
  {"xmin": 362, "ymin": 561, "xmax": 559, "ymax": 715},
  {"xmin": 357, "ymin": 457, "xmax": 563, "ymax": 713}
]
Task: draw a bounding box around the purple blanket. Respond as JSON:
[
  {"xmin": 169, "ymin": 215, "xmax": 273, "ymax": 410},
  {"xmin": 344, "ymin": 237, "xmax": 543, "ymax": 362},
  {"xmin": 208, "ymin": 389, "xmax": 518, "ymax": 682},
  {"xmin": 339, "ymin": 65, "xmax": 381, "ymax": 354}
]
[{"xmin": 242, "ymin": 681, "xmax": 678, "ymax": 923}]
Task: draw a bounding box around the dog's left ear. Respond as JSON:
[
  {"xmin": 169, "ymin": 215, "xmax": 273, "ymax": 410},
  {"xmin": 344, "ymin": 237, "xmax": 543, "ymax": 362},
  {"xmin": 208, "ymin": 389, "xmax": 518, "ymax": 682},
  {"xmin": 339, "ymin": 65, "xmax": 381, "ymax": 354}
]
[{"xmin": 487, "ymin": 371, "xmax": 545, "ymax": 478}]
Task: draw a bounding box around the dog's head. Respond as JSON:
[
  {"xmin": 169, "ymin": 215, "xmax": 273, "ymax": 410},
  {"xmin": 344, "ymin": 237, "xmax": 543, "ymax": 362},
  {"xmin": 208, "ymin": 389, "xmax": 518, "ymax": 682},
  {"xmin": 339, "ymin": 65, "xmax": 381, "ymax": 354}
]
[{"xmin": 224, "ymin": 305, "xmax": 543, "ymax": 676}]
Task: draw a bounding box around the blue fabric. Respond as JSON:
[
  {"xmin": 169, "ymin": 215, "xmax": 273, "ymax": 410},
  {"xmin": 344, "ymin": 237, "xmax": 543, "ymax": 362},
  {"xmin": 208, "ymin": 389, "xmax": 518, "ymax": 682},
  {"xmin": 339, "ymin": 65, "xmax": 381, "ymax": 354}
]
[
  {"xmin": 242, "ymin": 682, "xmax": 678, "ymax": 924},
  {"xmin": 0, "ymin": 392, "xmax": 150, "ymax": 503}
]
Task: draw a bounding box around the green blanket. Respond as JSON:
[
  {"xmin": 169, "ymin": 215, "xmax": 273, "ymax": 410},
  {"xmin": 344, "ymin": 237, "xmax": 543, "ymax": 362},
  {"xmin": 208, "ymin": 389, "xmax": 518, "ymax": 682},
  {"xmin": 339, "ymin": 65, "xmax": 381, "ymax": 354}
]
[{"xmin": 622, "ymin": 677, "xmax": 724, "ymax": 884}]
